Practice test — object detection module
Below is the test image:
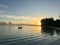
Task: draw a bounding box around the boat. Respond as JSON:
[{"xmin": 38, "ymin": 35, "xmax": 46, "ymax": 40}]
[{"xmin": 18, "ymin": 27, "xmax": 22, "ymax": 29}]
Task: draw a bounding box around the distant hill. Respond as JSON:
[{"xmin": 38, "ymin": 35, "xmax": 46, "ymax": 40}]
[{"xmin": 0, "ymin": 22, "xmax": 40, "ymax": 26}]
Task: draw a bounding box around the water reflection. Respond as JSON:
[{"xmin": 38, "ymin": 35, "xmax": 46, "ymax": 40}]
[
  {"xmin": 55, "ymin": 29, "xmax": 60, "ymax": 35},
  {"xmin": 41, "ymin": 26, "xmax": 60, "ymax": 36},
  {"xmin": 0, "ymin": 26, "xmax": 60, "ymax": 45}
]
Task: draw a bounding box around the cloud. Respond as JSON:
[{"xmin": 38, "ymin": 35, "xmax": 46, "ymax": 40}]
[
  {"xmin": 0, "ymin": 10, "xmax": 9, "ymax": 13},
  {"xmin": 0, "ymin": 15, "xmax": 38, "ymax": 21},
  {"xmin": 0, "ymin": 4, "xmax": 8, "ymax": 9},
  {"xmin": 0, "ymin": 15, "xmax": 41, "ymax": 24}
]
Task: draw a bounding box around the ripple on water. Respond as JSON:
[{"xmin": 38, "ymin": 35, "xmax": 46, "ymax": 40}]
[{"xmin": 0, "ymin": 34, "xmax": 50, "ymax": 45}]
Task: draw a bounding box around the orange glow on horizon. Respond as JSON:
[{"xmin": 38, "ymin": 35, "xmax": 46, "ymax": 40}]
[
  {"xmin": 33, "ymin": 19, "xmax": 41, "ymax": 25},
  {"xmin": 12, "ymin": 18, "xmax": 41, "ymax": 25},
  {"xmin": 12, "ymin": 21, "xmax": 41, "ymax": 25},
  {"xmin": 37, "ymin": 21, "xmax": 41, "ymax": 25}
]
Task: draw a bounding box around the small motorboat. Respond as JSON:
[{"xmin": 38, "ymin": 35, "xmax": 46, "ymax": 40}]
[{"xmin": 18, "ymin": 27, "xmax": 22, "ymax": 29}]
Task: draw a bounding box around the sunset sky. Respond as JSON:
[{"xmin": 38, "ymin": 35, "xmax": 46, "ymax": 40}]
[{"xmin": 0, "ymin": 0, "xmax": 60, "ymax": 25}]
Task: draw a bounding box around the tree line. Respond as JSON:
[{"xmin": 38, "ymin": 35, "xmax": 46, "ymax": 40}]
[
  {"xmin": 41, "ymin": 17, "xmax": 60, "ymax": 27},
  {"xmin": 41, "ymin": 17, "xmax": 60, "ymax": 35}
]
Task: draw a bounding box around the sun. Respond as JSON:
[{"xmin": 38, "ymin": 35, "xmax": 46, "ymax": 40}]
[
  {"xmin": 33, "ymin": 19, "xmax": 41, "ymax": 25},
  {"xmin": 38, "ymin": 21, "xmax": 41, "ymax": 25}
]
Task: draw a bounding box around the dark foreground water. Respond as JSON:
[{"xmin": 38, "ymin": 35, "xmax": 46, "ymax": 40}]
[{"xmin": 0, "ymin": 25, "xmax": 60, "ymax": 45}]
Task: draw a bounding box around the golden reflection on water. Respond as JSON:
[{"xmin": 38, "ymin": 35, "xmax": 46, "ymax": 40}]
[{"xmin": 33, "ymin": 26, "xmax": 42, "ymax": 34}]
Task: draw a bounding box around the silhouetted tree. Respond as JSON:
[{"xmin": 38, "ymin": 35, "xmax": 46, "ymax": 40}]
[
  {"xmin": 41, "ymin": 17, "xmax": 54, "ymax": 27},
  {"xmin": 54, "ymin": 19, "xmax": 60, "ymax": 27},
  {"xmin": 41, "ymin": 17, "xmax": 60, "ymax": 35}
]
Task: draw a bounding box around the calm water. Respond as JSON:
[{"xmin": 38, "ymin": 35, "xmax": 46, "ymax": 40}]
[{"xmin": 0, "ymin": 25, "xmax": 60, "ymax": 45}]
